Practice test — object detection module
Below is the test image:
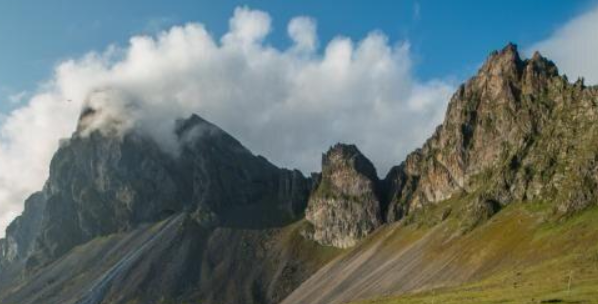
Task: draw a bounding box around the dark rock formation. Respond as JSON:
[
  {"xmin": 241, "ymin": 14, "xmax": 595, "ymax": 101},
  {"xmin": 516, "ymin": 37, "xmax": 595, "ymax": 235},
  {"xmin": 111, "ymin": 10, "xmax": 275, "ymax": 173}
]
[
  {"xmin": 0, "ymin": 112, "xmax": 311, "ymax": 272},
  {"xmin": 304, "ymin": 144, "xmax": 382, "ymax": 248},
  {"xmin": 2, "ymin": 42, "xmax": 598, "ymax": 304},
  {"xmin": 177, "ymin": 114, "xmax": 310, "ymax": 229},
  {"xmin": 0, "ymin": 215, "xmax": 339, "ymax": 304},
  {"xmin": 0, "ymin": 192, "xmax": 46, "ymax": 269}
]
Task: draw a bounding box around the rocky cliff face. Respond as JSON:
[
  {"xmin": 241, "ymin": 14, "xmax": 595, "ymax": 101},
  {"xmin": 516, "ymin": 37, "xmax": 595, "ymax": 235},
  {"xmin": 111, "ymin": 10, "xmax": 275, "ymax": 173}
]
[
  {"xmin": 384, "ymin": 43, "xmax": 598, "ymax": 222},
  {"xmin": 176, "ymin": 115, "xmax": 311, "ymax": 228},
  {"xmin": 301, "ymin": 44, "xmax": 597, "ymax": 243},
  {"xmin": 281, "ymin": 45, "xmax": 598, "ymax": 303},
  {"xmin": 302, "ymin": 43, "xmax": 598, "ymax": 248},
  {"xmin": 2, "ymin": 43, "xmax": 598, "ymax": 304},
  {"xmin": 0, "ymin": 192, "xmax": 46, "ymax": 269},
  {"xmin": 303, "ymin": 144, "xmax": 382, "ymax": 248},
  {"xmin": 0, "ymin": 111, "xmax": 311, "ymax": 271}
]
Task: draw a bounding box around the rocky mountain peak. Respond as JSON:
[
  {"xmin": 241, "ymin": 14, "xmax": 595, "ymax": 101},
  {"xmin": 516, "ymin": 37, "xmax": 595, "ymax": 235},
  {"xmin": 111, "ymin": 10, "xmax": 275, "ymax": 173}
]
[
  {"xmin": 476, "ymin": 43, "xmax": 561, "ymax": 96},
  {"xmin": 480, "ymin": 42, "xmax": 524, "ymax": 81},
  {"xmin": 321, "ymin": 143, "xmax": 379, "ymax": 187},
  {"xmin": 384, "ymin": 42, "xmax": 598, "ymax": 224},
  {"xmin": 176, "ymin": 113, "xmax": 211, "ymax": 133},
  {"xmin": 1, "ymin": 113, "xmax": 311, "ymax": 270},
  {"xmin": 175, "ymin": 113, "xmax": 223, "ymax": 138},
  {"xmin": 3, "ymin": 43, "xmax": 598, "ymax": 304},
  {"xmin": 304, "ymin": 144, "xmax": 382, "ymax": 248}
]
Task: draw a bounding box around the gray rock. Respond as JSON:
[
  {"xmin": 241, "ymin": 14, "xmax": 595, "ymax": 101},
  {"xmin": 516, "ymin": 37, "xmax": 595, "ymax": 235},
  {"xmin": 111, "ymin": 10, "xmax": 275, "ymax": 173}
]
[
  {"xmin": 304, "ymin": 144, "xmax": 382, "ymax": 248},
  {"xmin": 0, "ymin": 112, "xmax": 311, "ymax": 271},
  {"xmin": 384, "ymin": 43, "xmax": 598, "ymax": 222}
]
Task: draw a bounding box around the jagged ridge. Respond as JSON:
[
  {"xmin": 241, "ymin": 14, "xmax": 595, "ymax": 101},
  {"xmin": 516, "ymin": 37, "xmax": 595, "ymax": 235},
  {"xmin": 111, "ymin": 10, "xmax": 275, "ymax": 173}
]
[
  {"xmin": 384, "ymin": 43, "xmax": 598, "ymax": 223},
  {"xmin": 1, "ymin": 43, "xmax": 598, "ymax": 304},
  {"xmin": 0, "ymin": 112, "xmax": 312, "ymax": 271},
  {"xmin": 303, "ymin": 44, "xmax": 598, "ymax": 248}
]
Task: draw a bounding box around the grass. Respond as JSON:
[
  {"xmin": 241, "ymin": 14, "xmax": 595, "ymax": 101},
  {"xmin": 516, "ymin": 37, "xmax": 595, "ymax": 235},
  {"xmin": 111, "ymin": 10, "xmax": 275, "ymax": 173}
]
[
  {"xmin": 278, "ymin": 219, "xmax": 345, "ymax": 267},
  {"xmin": 352, "ymin": 253, "xmax": 598, "ymax": 304},
  {"xmin": 350, "ymin": 204, "xmax": 598, "ymax": 304}
]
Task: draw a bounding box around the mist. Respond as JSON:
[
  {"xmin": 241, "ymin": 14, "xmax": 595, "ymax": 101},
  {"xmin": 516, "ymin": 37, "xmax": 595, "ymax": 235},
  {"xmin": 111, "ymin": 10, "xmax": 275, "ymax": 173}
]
[{"xmin": 0, "ymin": 7, "xmax": 455, "ymax": 236}]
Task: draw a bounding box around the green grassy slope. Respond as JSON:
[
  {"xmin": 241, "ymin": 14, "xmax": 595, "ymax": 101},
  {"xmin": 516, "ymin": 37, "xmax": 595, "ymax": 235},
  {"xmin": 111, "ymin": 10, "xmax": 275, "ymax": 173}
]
[{"xmin": 351, "ymin": 204, "xmax": 598, "ymax": 304}]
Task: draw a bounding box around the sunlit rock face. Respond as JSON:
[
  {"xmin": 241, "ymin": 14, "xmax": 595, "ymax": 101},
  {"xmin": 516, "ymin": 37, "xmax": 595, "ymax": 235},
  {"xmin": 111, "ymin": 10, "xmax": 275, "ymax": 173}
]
[
  {"xmin": 304, "ymin": 144, "xmax": 383, "ymax": 248},
  {"xmin": 384, "ymin": 43, "xmax": 598, "ymax": 222},
  {"xmin": 3, "ymin": 43, "xmax": 598, "ymax": 304}
]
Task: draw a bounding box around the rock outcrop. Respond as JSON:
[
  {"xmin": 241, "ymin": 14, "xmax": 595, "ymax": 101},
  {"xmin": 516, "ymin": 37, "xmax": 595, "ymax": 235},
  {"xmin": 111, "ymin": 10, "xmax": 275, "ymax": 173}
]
[
  {"xmin": 0, "ymin": 192, "xmax": 46, "ymax": 269},
  {"xmin": 2, "ymin": 42, "xmax": 598, "ymax": 304},
  {"xmin": 304, "ymin": 144, "xmax": 382, "ymax": 248},
  {"xmin": 0, "ymin": 112, "xmax": 311, "ymax": 271},
  {"xmin": 384, "ymin": 43, "xmax": 598, "ymax": 222}
]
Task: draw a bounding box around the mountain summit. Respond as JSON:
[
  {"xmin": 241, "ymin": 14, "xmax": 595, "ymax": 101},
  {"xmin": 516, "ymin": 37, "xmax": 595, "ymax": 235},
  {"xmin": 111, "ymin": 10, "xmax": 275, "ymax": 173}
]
[
  {"xmin": 383, "ymin": 43, "xmax": 595, "ymax": 223},
  {"xmin": 0, "ymin": 112, "xmax": 311, "ymax": 269},
  {"xmin": 2, "ymin": 43, "xmax": 598, "ymax": 304},
  {"xmin": 304, "ymin": 144, "xmax": 383, "ymax": 248}
]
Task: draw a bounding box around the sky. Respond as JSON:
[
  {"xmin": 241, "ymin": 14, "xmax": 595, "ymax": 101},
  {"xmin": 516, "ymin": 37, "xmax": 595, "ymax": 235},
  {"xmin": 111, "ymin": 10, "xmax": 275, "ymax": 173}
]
[
  {"xmin": 1, "ymin": 1, "xmax": 598, "ymax": 236},
  {"xmin": 0, "ymin": 0, "xmax": 595, "ymax": 112}
]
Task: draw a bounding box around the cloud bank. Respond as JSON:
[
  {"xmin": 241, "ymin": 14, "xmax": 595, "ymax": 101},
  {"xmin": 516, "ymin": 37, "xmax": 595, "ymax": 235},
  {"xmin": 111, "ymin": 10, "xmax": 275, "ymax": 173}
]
[
  {"xmin": 530, "ymin": 4, "xmax": 598, "ymax": 84},
  {"xmin": 0, "ymin": 7, "xmax": 455, "ymax": 236}
]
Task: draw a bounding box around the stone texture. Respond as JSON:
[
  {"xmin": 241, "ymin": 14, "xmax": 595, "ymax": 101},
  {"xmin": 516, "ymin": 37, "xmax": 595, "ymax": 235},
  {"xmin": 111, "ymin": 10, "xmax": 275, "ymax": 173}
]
[
  {"xmin": 384, "ymin": 43, "xmax": 598, "ymax": 222},
  {"xmin": 0, "ymin": 192, "xmax": 46, "ymax": 269},
  {"xmin": 304, "ymin": 144, "xmax": 382, "ymax": 248},
  {"xmin": 0, "ymin": 112, "xmax": 311, "ymax": 270},
  {"xmin": 3, "ymin": 42, "xmax": 598, "ymax": 304}
]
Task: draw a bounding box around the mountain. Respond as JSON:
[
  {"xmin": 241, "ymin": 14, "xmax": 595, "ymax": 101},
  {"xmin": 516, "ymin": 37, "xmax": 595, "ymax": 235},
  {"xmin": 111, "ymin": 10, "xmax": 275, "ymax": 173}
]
[
  {"xmin": 382, "ymin": 43, "xmax": 595, "ymax": 222},
  {"xmin": 0, "ymin": 111, "xmax": 311, "ymax": 267},
  {"xmin": 303, "ymin": 144, "xmax": 383, "ymax": 248},
  {"xmin": 2, "ymin": 43, "xmax": 598, "ymax": 304},
  {"xmin": 283, "ymin": 43, "xmax": 598, "ymax": 304},
  {"xmin": 0, "ymin": 111, "xmax": 324, "ymax": 304}
]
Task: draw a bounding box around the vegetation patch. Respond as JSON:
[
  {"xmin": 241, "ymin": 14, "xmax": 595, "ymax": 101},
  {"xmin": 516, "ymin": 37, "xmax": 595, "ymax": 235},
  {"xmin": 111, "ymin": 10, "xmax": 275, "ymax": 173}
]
[{"xmin": 349, "ymin": 204, "xmax": 598, "ymax": 304}]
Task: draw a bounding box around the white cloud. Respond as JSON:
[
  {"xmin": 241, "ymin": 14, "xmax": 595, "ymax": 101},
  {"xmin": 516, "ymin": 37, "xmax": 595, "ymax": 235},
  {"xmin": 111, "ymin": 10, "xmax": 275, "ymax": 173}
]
[
  {"xmin": 0, "ymin": 7, "xmax": 453, "ymax": 237},
  {"xmin": 529, "ymin": 4, "xmax": 598, "ymax": 84},
  {"xmin": 288, "ymin": 16, "xmax": 317, "ymax": 52},
  {"xmin": 222, "ymin": 7, "xmax": 271, "ymax": 47}
]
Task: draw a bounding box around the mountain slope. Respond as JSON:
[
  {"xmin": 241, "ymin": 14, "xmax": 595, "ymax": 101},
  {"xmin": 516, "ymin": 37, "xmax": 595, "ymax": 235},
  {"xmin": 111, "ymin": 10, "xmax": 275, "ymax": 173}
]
[
  {"xmin": 283, "ymin": 198, "xmax": 598, "ymax": 304},
  {"xmin": 2, "ymin": 43, "xmax": 598, "ymax": 304},
  {"xmin": 283, "ymin": 44, "xmax": 598, "ymax": 303},
  {"xmin": 350, "ymin": 204, "xmax": 598, "ymax": 304},
  {"xmin": 0, "ymin": 214, "xmax": 341, "ymax": 304},
  {"xmin": 0, "ymin": 111, "xmax": 323, "ymax": 304},
  {"xmin": 0, "ymin": 111, "xmax": 311, "ymax": 268}
]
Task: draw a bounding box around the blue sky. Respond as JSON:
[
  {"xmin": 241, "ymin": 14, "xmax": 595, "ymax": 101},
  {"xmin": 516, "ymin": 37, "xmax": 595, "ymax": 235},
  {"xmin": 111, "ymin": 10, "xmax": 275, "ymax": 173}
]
[{"xmin": 0, "ymin": 0, "xmax": 595, "ymax": 112}]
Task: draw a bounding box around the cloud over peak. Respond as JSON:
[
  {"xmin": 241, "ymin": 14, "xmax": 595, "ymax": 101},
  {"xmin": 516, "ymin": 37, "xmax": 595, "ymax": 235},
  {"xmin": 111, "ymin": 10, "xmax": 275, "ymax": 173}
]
[{"xmin": 0, "ymin": 7, "xmax": 454, "ymax": 236}]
